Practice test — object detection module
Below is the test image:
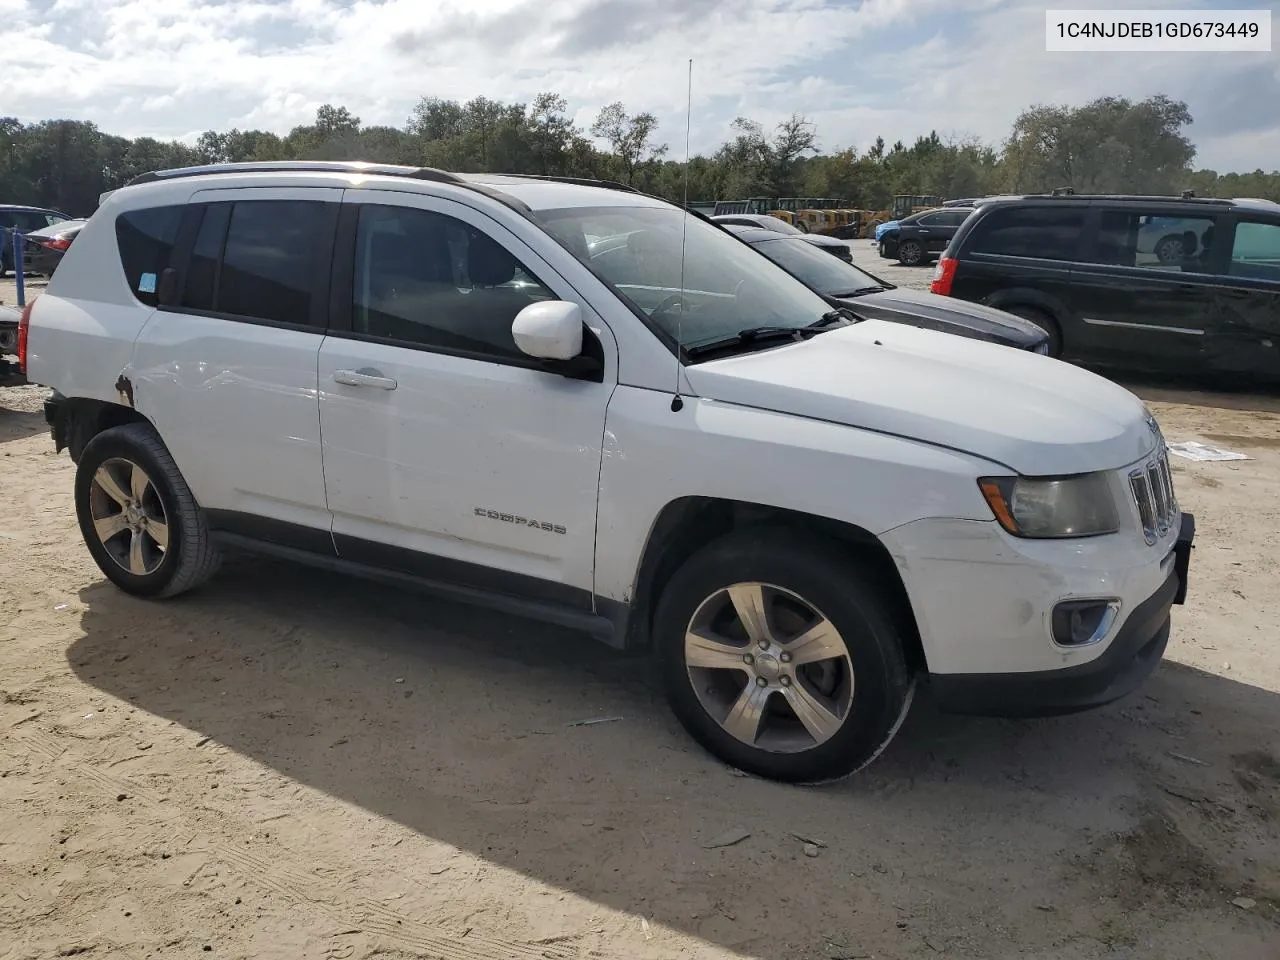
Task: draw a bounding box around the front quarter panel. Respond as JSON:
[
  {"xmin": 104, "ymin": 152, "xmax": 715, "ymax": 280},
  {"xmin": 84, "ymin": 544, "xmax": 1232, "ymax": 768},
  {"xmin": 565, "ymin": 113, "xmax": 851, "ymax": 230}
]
[{"xmin": 594, "ymin": 386, "xmax": 998, "ymax": 603}]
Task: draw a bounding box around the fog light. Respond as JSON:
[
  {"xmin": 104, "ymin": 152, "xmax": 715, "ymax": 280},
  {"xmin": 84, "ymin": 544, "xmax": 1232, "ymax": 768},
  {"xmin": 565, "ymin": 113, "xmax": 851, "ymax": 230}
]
[{"xmin": 1051, "ymin": 600, "xmax": 1120, "ymax": 646}]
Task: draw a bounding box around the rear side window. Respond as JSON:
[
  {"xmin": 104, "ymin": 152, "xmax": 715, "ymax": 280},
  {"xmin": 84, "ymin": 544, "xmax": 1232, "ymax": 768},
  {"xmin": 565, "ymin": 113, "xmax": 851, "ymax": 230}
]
[
  {"xmin": 1230, "ymin": 220, "xmax": 1280, "ymax": 281},
  {"xmin": 115, "ymin": 205, "xmax": 184, "ymax": 306},
  {"xmin": 177, "ymin": 199, "xmax": 331, "ymax": 326},
  {"xmin": 1085, "ymin": 211, "xmax": 1217, "ymax": 271},
  {"xmin": 181, "ymin": 204, "xmax": 231, "ymax": 312},
  {"xmin": 965, "ymin": 206, "xmax": 1086, "ymax": 261},
  {"xmin": 219, "ymin": 201, "xmax": 327, "ymax": 325}
]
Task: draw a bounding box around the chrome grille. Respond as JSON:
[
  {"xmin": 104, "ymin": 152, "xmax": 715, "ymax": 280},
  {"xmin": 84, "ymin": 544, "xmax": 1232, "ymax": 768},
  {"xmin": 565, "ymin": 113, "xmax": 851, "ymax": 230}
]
[{"xmin": 1129, "ymin": 448, "xmax": 1177, "ymax": 544}]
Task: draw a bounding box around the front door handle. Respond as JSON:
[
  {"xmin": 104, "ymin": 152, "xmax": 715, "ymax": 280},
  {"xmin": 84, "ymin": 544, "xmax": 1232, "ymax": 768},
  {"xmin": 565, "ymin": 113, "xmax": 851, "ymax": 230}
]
[{"xmin": 333, "ymin": 368, "xmax": 398, "ymax": 390}]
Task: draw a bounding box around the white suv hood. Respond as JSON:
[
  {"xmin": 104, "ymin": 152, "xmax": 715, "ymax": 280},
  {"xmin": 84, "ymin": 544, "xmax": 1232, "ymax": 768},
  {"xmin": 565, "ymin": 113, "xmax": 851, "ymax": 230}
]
[{"xmin": 683, "ymin": 319, "xmax": 1156, "ymax": 476}]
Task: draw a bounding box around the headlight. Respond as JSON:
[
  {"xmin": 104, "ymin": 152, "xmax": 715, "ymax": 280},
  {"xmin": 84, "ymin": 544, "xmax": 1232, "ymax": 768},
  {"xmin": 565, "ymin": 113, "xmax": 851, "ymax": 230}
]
[{"xmin": 978, "ymin": 473, "xmax": 1119, "ymax": 538}]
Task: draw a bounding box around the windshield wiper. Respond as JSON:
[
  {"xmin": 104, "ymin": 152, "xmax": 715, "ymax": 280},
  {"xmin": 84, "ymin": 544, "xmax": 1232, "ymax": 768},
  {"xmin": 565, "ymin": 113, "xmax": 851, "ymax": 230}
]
[
  {"xmin": 810, "ymin": 310, "xmax": 856, "ymax": 327},
  {"xmin": 685, "ymin": 326, "xmax": 807, "ymax": 359},
  {"xmin": 686, "ymin": 315, "xmax": 849, "ymax": 359},
  {"xmin": 829, "ymin": 286, "xmax": 883, "ymax": 297}
]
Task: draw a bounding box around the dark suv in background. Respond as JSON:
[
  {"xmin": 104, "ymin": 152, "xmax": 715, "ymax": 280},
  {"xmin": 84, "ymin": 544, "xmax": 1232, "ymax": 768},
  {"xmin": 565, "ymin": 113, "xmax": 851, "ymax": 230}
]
[
  {"xmin": 930, "ymin": 194, "xmax": 1280, "ymax": 382},
  {"xmin": 879, "ymin": 207, "xmax": 974, "ymax": 266}
]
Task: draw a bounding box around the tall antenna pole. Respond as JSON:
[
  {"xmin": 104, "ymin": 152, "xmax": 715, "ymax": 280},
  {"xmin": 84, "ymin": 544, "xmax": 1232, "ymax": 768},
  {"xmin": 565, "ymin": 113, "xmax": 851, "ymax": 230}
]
[{"xmin": 671, "ymin": 57, "xmax": 693, "ymax": 413}]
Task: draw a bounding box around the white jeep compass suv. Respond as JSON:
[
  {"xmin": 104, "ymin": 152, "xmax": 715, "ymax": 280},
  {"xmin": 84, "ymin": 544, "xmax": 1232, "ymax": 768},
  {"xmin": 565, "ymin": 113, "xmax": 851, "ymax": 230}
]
[{"xmin": 20, "ymin": 161, "xmax": 1194, "ymax": 783}]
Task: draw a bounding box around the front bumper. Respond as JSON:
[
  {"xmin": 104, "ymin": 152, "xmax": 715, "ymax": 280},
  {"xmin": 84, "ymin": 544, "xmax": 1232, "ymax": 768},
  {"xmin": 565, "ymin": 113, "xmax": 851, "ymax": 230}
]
[{"xmin": 928, "ymin": 513, "xmax": 1194, "ymax": 717}]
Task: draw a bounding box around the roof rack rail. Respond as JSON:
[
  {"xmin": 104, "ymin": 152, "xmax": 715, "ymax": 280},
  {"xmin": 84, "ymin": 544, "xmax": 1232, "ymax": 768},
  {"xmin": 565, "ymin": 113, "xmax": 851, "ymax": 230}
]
[
  {"xmin": 1039, "ymin": 191, "xmax": 1233, "ymax": 205},
  {"xmin": 124, "ymin": 161, "xmax": 466, "ymax": 189},
  {"xmin": 504, "ymin": 174, "xmax": 640, "ymax": 193}
]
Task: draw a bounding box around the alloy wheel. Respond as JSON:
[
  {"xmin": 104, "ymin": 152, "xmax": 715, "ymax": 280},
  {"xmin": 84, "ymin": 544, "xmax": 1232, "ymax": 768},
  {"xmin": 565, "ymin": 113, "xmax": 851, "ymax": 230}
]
[
  {"xmin": 684, "ymin": 582, "xmax": 854, "ymax": 753},
  {"xmin": 88, "ymin": 457, "xmax": 170, "ymax": 576}
]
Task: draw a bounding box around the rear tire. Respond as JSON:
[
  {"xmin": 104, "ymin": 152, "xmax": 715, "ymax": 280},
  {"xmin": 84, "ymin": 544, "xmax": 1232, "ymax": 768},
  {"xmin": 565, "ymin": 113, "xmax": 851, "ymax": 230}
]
[
  {"xmin": 1003, "ymin": 304, "xmax": 1064, "ymax": 357},
  {"xmin": 75, "ymin": 423, "xmax": 221, "ymax": 599},
  {"xmin": 654, "ymin": 529, "xmax": 913, "ymax": 784}
]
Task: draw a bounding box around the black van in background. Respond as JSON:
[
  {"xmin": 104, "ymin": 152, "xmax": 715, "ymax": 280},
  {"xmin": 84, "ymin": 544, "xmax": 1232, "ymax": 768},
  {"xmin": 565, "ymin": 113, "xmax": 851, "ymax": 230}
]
[{"xmin": 929, "ymin": 194, "xmax": 1280, "ymax": 383}]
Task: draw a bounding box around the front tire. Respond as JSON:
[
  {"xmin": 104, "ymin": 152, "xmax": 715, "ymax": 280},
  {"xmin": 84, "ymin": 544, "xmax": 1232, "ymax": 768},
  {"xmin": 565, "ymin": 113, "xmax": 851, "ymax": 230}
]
[
  {"xmin": 654, "ymin": 530, "xmax": 913, "ymax": 783},
  {"xmin": 75, "ymin": 422, "xmax": 221, "ymax": 598}
]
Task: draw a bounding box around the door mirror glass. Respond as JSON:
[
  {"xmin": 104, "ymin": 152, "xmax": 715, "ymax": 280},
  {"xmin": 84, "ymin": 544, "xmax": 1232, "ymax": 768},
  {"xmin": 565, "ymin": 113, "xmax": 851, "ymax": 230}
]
[{"xmin": 512, "ymin": 300, "xmax": 583, "ymax": 360}]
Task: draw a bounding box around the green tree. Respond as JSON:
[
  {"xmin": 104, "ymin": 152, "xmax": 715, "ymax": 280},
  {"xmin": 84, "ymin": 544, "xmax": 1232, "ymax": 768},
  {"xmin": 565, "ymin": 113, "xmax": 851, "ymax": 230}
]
[
  {"xmin": 1003, "ymin": 95, "xmax": 1196, "ymax": 194},
  {"xmin": 590, "ymin": 102, "xmax": 667, "ymax": 185}
]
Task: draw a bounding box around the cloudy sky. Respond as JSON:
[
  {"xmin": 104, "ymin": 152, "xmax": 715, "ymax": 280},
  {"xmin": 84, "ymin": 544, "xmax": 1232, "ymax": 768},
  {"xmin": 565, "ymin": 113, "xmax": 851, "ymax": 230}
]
[{"xmin": 5, "ymin": 0, "xmax": 1278, "ymax": 172}]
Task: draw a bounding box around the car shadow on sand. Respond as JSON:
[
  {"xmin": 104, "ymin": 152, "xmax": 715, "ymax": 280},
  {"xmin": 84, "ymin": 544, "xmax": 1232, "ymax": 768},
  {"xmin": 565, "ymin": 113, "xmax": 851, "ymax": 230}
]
[
  {"xmin": 68, "ymin": 554, "xmax": 1280, "ymax": 957},
  {"xmin": 0, "ymin": 403, "xmax": 47, "ymax": 443}
]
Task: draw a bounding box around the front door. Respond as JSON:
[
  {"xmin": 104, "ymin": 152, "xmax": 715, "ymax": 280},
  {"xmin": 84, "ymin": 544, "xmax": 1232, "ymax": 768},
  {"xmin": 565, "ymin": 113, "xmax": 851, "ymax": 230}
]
[
  {"xmin": 1066, "ymin": 206, "xmax": 1221, "ymax": 372},
  {"xmin": 317, "ymin": 189, "xmax": 616, "ymax": 608}
]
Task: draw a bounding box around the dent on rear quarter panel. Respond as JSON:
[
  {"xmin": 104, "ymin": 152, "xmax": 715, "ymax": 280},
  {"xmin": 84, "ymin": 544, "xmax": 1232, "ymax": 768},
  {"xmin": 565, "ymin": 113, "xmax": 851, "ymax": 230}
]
[{"xmin": 25, "ymin": 191, "xmax": 171, "ymax": 403}]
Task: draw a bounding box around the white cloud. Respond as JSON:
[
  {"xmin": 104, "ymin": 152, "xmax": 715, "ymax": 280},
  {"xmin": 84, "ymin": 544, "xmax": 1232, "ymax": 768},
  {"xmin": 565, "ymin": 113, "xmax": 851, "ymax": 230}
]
[{"xmin": 4, "ymin": 0, "xmax": 1277, "ymax": 171}]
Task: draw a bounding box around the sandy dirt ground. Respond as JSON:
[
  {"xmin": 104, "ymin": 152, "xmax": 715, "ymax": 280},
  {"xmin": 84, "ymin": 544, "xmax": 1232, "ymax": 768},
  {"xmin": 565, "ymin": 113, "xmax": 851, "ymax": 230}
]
[{"xmin": 2, "ymin": 258, "xmax": 1279, "ymax": 959}]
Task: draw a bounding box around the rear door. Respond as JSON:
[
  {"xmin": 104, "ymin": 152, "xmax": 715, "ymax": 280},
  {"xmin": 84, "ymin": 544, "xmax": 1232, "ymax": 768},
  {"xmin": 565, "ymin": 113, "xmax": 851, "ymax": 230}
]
[
  {"xmin": 1205, "ymin": 213, "xmax": 1280, "ymax": 379},
  {"xmin": 130, "ymin": 188, "xmax": 341, "ymax": 544},
  {"xmin": 1067, "ymin": 204, "xmax": 1223, "ymax": 372},
  {"xmin": 915, "ymin": 210, "xmax": 971, "ymax": 255}
]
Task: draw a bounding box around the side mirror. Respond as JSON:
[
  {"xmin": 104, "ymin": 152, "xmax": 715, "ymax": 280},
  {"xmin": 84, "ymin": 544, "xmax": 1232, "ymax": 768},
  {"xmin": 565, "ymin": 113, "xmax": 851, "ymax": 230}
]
[{"xmin": 512, "ymin": 300, "xmax": 583, "ymax": 361}]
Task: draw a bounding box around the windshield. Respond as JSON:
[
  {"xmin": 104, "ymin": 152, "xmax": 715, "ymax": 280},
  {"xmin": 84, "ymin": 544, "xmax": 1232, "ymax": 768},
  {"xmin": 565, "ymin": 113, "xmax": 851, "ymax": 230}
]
[
  {"xmin": 753, "ymin": 237, "xmax": 885, "ymax": 296},
  {"xmin": 535, "ymin": 205, "xmax": 837, "ymax": 351},
  {"xmin": 754, "ymin": 216, "xmax": 803, "ymax": 236}
]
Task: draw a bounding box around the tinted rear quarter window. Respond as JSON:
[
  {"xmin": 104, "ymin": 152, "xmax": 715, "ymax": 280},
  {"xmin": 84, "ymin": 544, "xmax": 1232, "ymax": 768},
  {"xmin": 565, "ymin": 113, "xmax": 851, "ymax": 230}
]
[
  {"xmin": 115, "ymin": 205, "xmax": 184, "ymax": 306},
  {"xmin": 965, "ymin": 206, "xmax": 1087, "ymax": 261}
]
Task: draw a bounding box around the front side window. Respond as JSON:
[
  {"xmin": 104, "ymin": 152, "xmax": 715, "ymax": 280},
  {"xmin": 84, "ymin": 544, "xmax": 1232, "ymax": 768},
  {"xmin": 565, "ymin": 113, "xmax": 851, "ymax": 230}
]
[
  {"xmin": 1086, "ymin": 211, "xmax": 1217, "ymax": 271},
  {"xmin": 534, "ymin": 204, "xmax": 836, "ymax": 352},
  {"xmin": 965, "ymin": 206, "xmax": 1087, "ymax": 261},
  {"xmin": 352, "ymin": 204, "xmax": 556, "ymax": 360},
  {"xmin": 115, "ymin": 205, "xmax": 183, "ymax": 306},
  {"xmin": 1230, "ymin": 220, "xmax": 1280, "ymax": 281}
]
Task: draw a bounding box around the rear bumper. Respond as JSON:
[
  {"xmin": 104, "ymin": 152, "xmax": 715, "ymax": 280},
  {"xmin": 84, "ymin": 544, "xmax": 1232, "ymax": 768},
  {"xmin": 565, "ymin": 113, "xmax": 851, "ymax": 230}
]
[{"xmin": 929, "ymin": 513, "xmax": 1194, "ymax": 717}]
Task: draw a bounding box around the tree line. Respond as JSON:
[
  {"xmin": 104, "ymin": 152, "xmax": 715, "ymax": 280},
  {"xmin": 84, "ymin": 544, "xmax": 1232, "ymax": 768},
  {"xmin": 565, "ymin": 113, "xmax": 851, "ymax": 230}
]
[{"xmin": 2, "ymin": 93, "xmax": 1277, "ymax": 219}]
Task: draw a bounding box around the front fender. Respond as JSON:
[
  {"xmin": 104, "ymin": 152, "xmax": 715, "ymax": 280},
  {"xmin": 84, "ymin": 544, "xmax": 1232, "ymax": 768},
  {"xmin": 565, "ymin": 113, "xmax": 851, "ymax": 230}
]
[{"xmin": 594, "ymin": 387, "xmax": 1000, "ymax": 603}]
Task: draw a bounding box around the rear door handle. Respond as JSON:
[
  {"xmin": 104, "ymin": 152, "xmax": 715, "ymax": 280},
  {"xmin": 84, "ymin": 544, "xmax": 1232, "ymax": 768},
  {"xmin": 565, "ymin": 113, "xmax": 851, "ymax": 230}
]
[{"xmin": 333, "ymin": 368, "xmax": 397, "ymax": 390}]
